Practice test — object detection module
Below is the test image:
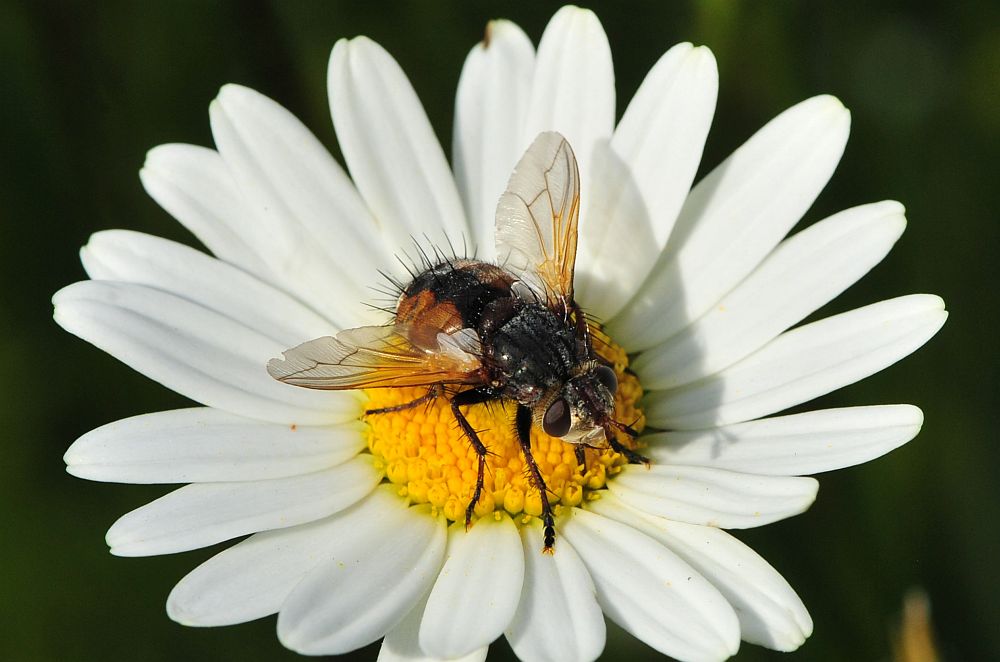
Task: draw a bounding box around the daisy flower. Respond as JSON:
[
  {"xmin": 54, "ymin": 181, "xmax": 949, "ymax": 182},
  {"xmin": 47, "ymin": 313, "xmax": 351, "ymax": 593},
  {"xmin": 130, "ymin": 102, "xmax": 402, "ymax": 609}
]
[{"xmin": 55, "ymin": 6, "xmax": 946, "ymax": 662}]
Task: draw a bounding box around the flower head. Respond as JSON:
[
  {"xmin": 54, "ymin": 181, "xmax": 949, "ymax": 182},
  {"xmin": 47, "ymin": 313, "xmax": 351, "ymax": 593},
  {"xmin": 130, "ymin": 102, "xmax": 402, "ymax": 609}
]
[{"xmin": 56, "ymin": 6, "xmax": 946, "ymax": 661}]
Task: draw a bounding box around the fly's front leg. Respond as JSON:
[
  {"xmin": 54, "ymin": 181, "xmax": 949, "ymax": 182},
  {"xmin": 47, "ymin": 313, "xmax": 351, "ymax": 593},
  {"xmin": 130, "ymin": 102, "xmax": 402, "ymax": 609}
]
[
  {"xmin": 450, "ymin": 387, "xmax": 497, "ymax": 531},
  {"xmin": 364, "ymin": 383, "xmax": 443, "ymax": 416},
  {"xmin": 517, "ymin": 404, "xmax": 556, "ymax": 553},
  {"xmin": 609, "ymin": 436, "xmax": 650, "ymax": 466},
  {"xmin": 604, "ymin": 421, "xmax": 650, "ymax": 466}
]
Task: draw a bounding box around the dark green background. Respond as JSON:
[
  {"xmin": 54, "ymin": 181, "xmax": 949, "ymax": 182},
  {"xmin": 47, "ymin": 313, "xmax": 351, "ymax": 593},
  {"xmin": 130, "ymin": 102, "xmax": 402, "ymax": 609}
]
[{"xmin": 2, "ymin": 1, "xmax": 996, "ymax": 660}]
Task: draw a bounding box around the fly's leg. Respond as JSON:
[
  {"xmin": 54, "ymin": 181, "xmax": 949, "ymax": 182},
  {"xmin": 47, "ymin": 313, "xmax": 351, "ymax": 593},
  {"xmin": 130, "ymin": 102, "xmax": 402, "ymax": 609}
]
[
  {"xmin": 574, "ymin": 446, "xmax": 587, "ymax": 470},
  {"xmin": 605, "ymin": 420, "xmax": 650, "ymax": 466},
  {"xmin": 608, "ymin": 434, "xmax": 649, "ymax": 467},
  {"xmin": 364, "ymin": 383, "xmax": 443, "ymax": 416},
  {"xmin": 450, "ymin": 387, "xmax": 497, "ymax": 531},
  {"xmin": 517, "ymin": 404, "xmax": 556, "ymax": 554}
]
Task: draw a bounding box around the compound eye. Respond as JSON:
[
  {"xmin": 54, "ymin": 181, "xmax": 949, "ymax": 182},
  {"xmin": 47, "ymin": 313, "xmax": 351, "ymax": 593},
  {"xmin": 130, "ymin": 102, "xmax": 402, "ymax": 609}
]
[
  {"xmin": 595, "ymin": 365, "xmax": 618, "ymax": 395},
  {"xmin": 543, "ymin": 398, "xmax": 572, "ymax": 437}
]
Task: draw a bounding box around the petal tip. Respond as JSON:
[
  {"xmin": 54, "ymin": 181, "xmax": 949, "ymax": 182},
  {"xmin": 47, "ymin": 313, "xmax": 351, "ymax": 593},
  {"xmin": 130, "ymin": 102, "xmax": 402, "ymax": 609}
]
[
  {"xmin": 207, "ymin": 97, "xmax": 224, "ymax": 120},
  {"xmin": 215, "ymin": 82, "xmax": 250, "ymax": 104},
  {"xmin": 275, "ymin": 624, "xmax": 310, "ymax": 656},
  {"xmin": 346, "ymin": 34, "xmax": 380, "ymax": 56},
  {"xmin": 62, "ymin": 440, "xmax": 83, "ymax": 467},
  {"xmin": 554, "ymin": 4, "xmax": 593, "ymax": 19},
  {"xmin": 802, "ymin": 478, "xmax": 821, "ymax": 508},
  {"xmin": 879, "ymin": 199, "xmax": 906, "ymax": 215},
  {"xmin": 813, "ymin": 93, "xmax": 846, "ymax": 111},
  {"xmin": 329, "ymin": 37, "xmax": 349, "ymax": 64},
  {"xmin": 64, "ymin": 464, "xmax": 94, "ymax": 482},
  {"xmin": 690, "ymin": 43, "xmax": 718, "ymax": 66},
  {"xmin": 548, "ymin": 4, "xmax": 606, "ymax": 40},
  {"xmin": 140, "ymin": 147, "xmax": 162, "ymax": 169},
  {"xmin": 482, "ymin": 19, "xmax": 504, "ymax": 47},
  {"xmin": 480, "ymin": 19, "xmax": 530, "ymax": 53},
  {"xmin": 768, "ymin": 630, "xmax": 810, "ymax": 653},
  {"xmin": 802, "ymin": 94, "xmax": 851, "ymax": 131},
  {"xmin": 769, "ymin": 607, "xmax": 814, "ymax": 651},
  {"xmin": 912, "ymin": 294, "xmax": 947, "ymax": 316},
  {"xmin": 51, "ymin": 285, "xmax": 83, "ymax": 321},
  {"xmin": 165, "ymin": 608, "xmax": 186, "ymax": 626},
  {"xmin": 165, "ymin": 590, "xmax": 193, "ymax": 625},
  {"xmin": 51, "ymin": 282, "xmax": 76, "ymax": 306}
]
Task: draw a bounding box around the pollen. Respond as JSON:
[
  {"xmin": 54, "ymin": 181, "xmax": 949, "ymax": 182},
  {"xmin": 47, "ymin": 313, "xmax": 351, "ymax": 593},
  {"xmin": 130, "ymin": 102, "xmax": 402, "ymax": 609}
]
[{"xmin": 363, "ymin": 337, "xmax": 644, "ymax": 526}]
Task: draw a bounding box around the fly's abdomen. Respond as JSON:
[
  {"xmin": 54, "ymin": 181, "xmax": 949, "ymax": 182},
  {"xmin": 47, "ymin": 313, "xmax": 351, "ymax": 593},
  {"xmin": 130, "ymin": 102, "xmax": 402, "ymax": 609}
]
[{"xmin": 396, "ymin": 259, "xmax": 514, "ymax": 351}]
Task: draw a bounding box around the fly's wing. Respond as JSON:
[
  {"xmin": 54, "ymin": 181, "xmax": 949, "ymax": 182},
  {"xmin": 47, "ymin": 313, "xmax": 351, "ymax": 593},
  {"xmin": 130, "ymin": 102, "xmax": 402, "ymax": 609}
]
[
  {"xmin": 495, "ymin": 131, "xmax": 580, "ymax": 309},
  {"xmin": 267, "ymin": 325, "xmax": 483, "ymax": 390}
]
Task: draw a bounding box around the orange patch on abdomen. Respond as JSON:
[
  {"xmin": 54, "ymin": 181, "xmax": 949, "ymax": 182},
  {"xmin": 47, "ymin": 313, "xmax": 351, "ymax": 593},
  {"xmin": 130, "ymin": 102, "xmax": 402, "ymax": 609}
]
[{"xmin": 396, "ymin": 289, "xmax": 465, "ymax": 350}]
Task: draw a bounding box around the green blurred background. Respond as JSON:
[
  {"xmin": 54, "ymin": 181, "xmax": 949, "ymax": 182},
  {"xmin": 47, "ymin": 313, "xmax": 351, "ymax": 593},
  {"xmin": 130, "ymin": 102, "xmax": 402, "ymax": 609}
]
[{"xmin": 2, "ymin": 1, "xmax": 997, "ymax": 660}]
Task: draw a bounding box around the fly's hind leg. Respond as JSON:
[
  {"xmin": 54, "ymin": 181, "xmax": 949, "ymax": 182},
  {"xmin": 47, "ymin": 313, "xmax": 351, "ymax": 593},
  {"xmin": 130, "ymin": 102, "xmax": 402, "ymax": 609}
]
[
  {"xmin": 516, "ymin": 404, "xmax": 556, "ymax": 553},
  {"xmin": 364, "ymin": 383, "xmax": 443, "ymax": 416},
  {"xmin": 450, "ymin": 387, "xmax": 497, "ymax": 531}
]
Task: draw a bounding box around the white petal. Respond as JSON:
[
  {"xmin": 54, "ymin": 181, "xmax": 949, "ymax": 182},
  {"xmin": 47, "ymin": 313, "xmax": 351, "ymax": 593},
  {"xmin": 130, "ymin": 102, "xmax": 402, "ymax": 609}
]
[
  {"xmin": 65, "ymin": 408, "xmax": 366, "ymax": 484},
  {"xmin": 106, "ymin": 455, "xmax": 381, "ymax": 556},
  {"xmin": 419, "ymin": 516, "xmax": 524, "ymax": 658},
  {"xmin": 453, "ymin": 20, "xmax": 534, "ymax": 259},
  {"xmin": 609, "ymin": 465, "xmax": 817, "ymax": 529},
  {"xmin": 168, "ymin": 522, "xmax": 336, "ymax": 626},
  {"xmin": 523, "ymin": 5, "xmax": 614, "ymax": 230},
  {"xmin": 81, "ymin": 230, "xmax": 333, "ymax": 347},
  {"xmin": 139, "ymin": 144, "xmax": 271, "ymax": 277},
  {"xmin": 209, "ymin": 84, "xmax": 388, "ymax": 328},
  {"xmin": 634, "ymin": 201, "xmax": 907, "ymax": 388},
  {"xmin": 590, "ymin": 494, "xmax": 812, "ymax": 651},
  {"xmin": 378, "ymin": 595, "xmax": 489, "ymax": 662},
  {"xmin": 53, "ymin": 280, "xmax": 361, "ymax": 426},
  {"xmin": 577, "ymin": 43, "xmax": 718, "ymax": 320},
  {"xmin": 644, "ymin": 294, "xmax": 947, "ymax": 429},
  {"xmin": 505, "ymin": 520, "xmax": 605, "ymax": 662},
  {"xmin": 329, "ymin": 37, "xmax": 469, "ymax": 247},
  {"xmin": 610, "ymin": 95, "xmax": 852, "ymax": 351},
  {"xmin": 278, "ymin": 504, "xmax": 446, "ymax": 655},
  {"xmin": 561, "ymin": 507, "xmax": 740, "ymax": 660},
  {"xmin": 167, "ymin": 486, "xmax": 404, "ymax": 626},
  {"xmin": 644, "ymin": 405, "xmax": 923, "ymax": 476}
]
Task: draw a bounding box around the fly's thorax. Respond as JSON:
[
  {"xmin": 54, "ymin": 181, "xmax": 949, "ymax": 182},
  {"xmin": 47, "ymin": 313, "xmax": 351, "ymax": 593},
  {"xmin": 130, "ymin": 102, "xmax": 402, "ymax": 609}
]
[{"xmin": 487, "ymin": 303, "xmax": 578, "ymax": 401}]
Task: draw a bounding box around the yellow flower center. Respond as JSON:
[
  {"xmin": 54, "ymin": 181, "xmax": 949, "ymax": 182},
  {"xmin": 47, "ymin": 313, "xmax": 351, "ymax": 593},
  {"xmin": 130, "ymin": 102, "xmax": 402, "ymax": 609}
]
[{"xmin": 364, "ymin": 336, "xmax": 644, "ymax": 525}]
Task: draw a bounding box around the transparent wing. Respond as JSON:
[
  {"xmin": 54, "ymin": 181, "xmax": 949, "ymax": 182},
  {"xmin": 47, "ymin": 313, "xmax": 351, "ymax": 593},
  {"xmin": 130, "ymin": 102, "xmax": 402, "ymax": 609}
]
[
  {"xmin": 495, "ymin": 131, "xmax": 581, "ymax": 308},
  {"xmin": 267, "ymin": 325, "xmax": 483, "ymax": 390}
]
